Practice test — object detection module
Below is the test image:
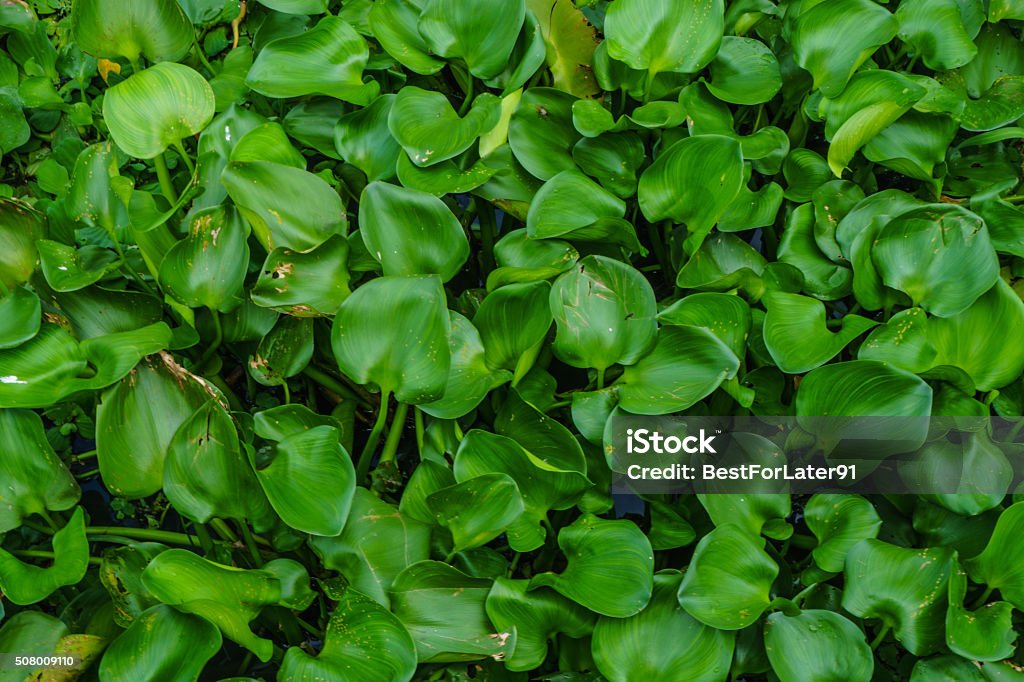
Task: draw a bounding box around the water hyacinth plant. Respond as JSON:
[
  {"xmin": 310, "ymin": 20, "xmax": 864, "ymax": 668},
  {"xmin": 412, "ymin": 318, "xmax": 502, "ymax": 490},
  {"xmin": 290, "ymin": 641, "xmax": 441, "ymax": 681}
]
[{"xmin": 0, "ymin": 0, "xmax": 1023, "ymax": 679}]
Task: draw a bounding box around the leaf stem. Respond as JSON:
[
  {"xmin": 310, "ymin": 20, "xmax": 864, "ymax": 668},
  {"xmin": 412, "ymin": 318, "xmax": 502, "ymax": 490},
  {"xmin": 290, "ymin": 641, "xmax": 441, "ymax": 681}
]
[
  {"xmin": 357, "ymin": 391, "xmax": 391, "ymax": 481},
  {"xmin": 302, "ymin": 366, "xmax": 369, "ymax": 408},
  {"xmin": 13, "ymin": 550, "xmax": 102, "ymax": 567},
  {"xmin": 173, "ymin": 139, "xmax": 196, "ymax": 175},
  {"xmin": 86, "ymin": 526, "xmax": 202, "ymax": 547},
  {"xmin": 414, "ymin": 407, "xmax": 425, "ymax": 456},
  {"xmin": 970, "ymin": 585, "xmax": 995, "ymax": 610},
  {"xmin": 477, "ymin": 200, "xmax": 497, "ymax": 274},
  {"xmin": 596, "ymin": 368, "xmax": 606, "ymax": 390},
  {"xmin": 153, "ymin": 153, "xmax": 179, "ymax": 205},
  {"xmin": 869, "ymin": 623, "xmax": 890, "ymax": 650},
  {"xmin": 379, "ymin": 401, "xmax": 409, "ymax": 466},
  {"xmin": 237, "ymin": 520, "xmax": 263, "ymax": 566}
]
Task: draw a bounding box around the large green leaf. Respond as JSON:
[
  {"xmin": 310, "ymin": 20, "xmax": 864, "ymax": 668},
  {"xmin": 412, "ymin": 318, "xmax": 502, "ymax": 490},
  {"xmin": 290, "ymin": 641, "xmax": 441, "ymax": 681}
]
[
  {"xmin": 280, "ymin": 588, "xmax": 416, "ymax": 682},
  {"xmin": 97, "ymin": 354, "xmax": 213, "ymax": 499},
  {"xmin": 368, "ymin": 0, "xmax": 445, "ymax": 75},
  {"xmin": 604, "ymin": 0, "xmax": 723, "ymax": 77},
  {"xmin": 965, "ymin": 502, "xmax": 1024, "ymax": 612},
  {"xmin": 388, "ymin": 86, "xmax": 501, "ymax": 167},
  {"xmin": 946, "ymin": 557, "xmax": 1016, "ymax": 662},
  {"xmin": 0, "ymin": 285, "xmax": 39, "ymax": 350},
  {"xmin": 796, "ymin": 360, "xmax": 933, "ymax": 419},
  {"xmin": 331, "ymin": 275, "xmax": 450, "ymax": 404},
  {"xmin": 0, "ymin": 506, "xmax": 89, "ymax": 605},
  {"xmin": 592, "ymin": 570, "xmax": 734, "ymax": 682},
  {"xmin": 486, "ymin": 578, "xmax": 595, "ymax": 672},
  {"xmin": 616, "ymin": 324, "xmax": 740, "ymax": 415},
  {"xmin": 251, "ymin": 235, "xmax": 351, "ymax": 316},
  {"xmin": 417, "ymin": 0, "xmax": 526, "ymax": 79},
  {"xmin": 791, "ymin": 0, "xmax": 899, "ymax": 98},
  {"xmin": 359, "ymin": 182, "xmax": 469, "ymax": 281},
  {"xmin": 707, "ymin": 36, "xmax": 782, "ymax": 105},
  {"xmin": 805, "ymin": 493, "xmax": 881, "ymax": 573},
  {"xmin": 99, "ymin": 605, "xmax": 223, "ymax": 682},
  {"xmin": 0, "ymin": 612, "xmax": 68, "ymax": 682},
  {"xmin": 246, "ymin": 16, "xmax": 377, "ymax": 104},
  {"xmin": 529, "ymin": 514, "xmax": 653, "ymax": 618},
  {"xmin": 638, "ymin": 135, "xmax": 744, "ymax": 253},
  {"xmin": 334, "ymin": 94, "xmax": 401, "ymax": 182},
  {"xmin": 143, "ymin": 550, "xmax": 314, "ymax": 661},
  {"xmin": 310, "ymin": 489, "xmax": 430, "ymax": 607},
  {"xmin": 427, "ymin": 473, "xmax": 525, "ymax": 552},
  {"xmin": 103, "ymin": 62, "xmax": 214, "ymax": 159},
  {"xmin": 508, "ymin": 87, "xmax": 581, "ymax": 180},
  {"xmin": 896, "ymin": 0, "xmax": 977, "ymax": 71},
  {"xmin": 843, "ymin": 540, "xmax": 952, "ymax": 655},
  {"xmin": 677, "ymin": 524, "xmax": 779, "ymax": 630},
  {"xmin": 0, "ymin": 408, "xmax": 79, "ymax": 533},
  {"xmin": 0, "ymin": 199, "xmax": 44, "ymax": 290},
  {"xmin": 473, "ymin": 280, "xmax": 552, "ymax": 377},
  {"xmin": 389, "ymin": 560, "xmax": 514, "ymax": 662},
  {"xmin": 526, "ymin": 170, "xmax": 632, "ymax": 246},
  {"xmin": 763, "ymin": 291, "xmax": 877, "ymax": 373},
  {"xmin": 549, "ymin": 255, "xmax": 658, "ymax": 372},
  {"xmin": 70, "ymin": 0, "xmax": 194, "ymax": 63},
  {"xmin": 764, "ymin": 609, "xmax": 873, "ymax": 682},
  {"xmin": 873, "ymin": 204, "xmax": 999, "ymax": 318}
]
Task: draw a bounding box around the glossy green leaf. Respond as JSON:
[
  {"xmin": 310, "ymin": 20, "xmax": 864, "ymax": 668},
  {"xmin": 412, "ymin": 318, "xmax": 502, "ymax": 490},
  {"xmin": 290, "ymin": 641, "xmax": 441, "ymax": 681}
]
[
  {"xmin": 99, "ymin": 605, "xmax": 223, "ymax": 682},
  {"xmin": 368, "ymin": 0, "xmax": 445, "ymax": 75},
  {"xmin": 0, "ymin": 507, "xmax": 88, "ymax": 605},
  {"xmin": 143, "ymin": 549, "xmax": 314, "ymax": 661},
  {"xmin": 359, "ymin": 182, "xmax": 469, "ymax": 281},
  {"xmin": 0, "ymin": 612, "xmax": 68, "ymax": 682},
  {"xmin": 896, "ymin": 0, "xmax": 977, "ymax": 71},
  {"xmin": 390, "ymin": 560, "xmax": 514, "ymax": 662},
  {"xmin": 791, "ymin": 0, "xmax": 898, "ymax": 98},
  {"xmin": 97, "ymin": 353, "xmax": 214, "ymax": 499},
  {"xmin": 310, "ymin": 489, "xmax": 430, "ymax": 607},
  {"xmin": 428, "ymin": 473, "xmax": 524, "ymax": 552},
  {"xmin": 280, "ymin": 588, "xmax": 416, "ymax": 682},
  {"xmin": 99, "ymin": 542, "xmax": 168, "ymax": 627},
  {"xmin": 616, "ymin": 325, "xmax": 740, "ymax": 415},
  {"xmin": 70, "ymin": 0, "xmax": 194, "ymax": 63},
  {"xmin": 334, "ymin": 94, "xmax": 401, "ymax": 182},
  {"xmin": 638, "ymin": 135, "xmax": 744, "ymax": 253},
  {"xmin": 389, "ymin": 86, "xmax": 501, "ymax": 167},
  {"xmin": 0, "ymin": 285, "xmax": 39, "ymax": 349},
  {"xmin": 965, "ymin": 503, "xmax": 1024, "ymax": 612},
  {"xmin": 677, "ymin": 524, "xmax": 779, "ymax": 630},
  {"xmin": 946, "ymin": 557, "xmax": 1016, "ymax": 662},
  {"xmin": 764, "ymin": 609, "xmax": 873, "ymax": 682},
  {"xmin": 763, "ymin": 291, "xmax": 877, "ymax": 373},
  {"xmin": 508, "ymin": 87, "xmax": 581, "ymax": 180},
  {"xmin": 104, "ymin": 62, "xmax": 214, "ymax": 159},
  {"xmin": 805, "ymin": 493, "xmax": 881, "ymax": 573},
  {"xmin": 548, "ymin": 255, "xmax": 657, "ymax": 372},
  {"xmin": 473, "ymin": 280, "xmax": 552, "ymax": 376},
  {"xmin": 418, "ymin": 0, "xmax": 526, "ymax": 79},
  {"xmin": 604, "ymin": 0, "xmax": 723, "ymax": 76},
  {"xmin": 707, "ymin": 36, "xmax": 782, "ymax": 105},
  {"xmin": 331, "ymin": 275, "xmax": 449, "ymax": 404},
  {"xmin": 0, "ymin": 199, "xmax": 44, "ymax": 290},
  {"xmin": 36, "ymin": 241, "xmax": 120, "ymax": 292},
  {"xmin": 529, "ymin": 514, "xmax": 653, "ymax": 618},
  {"xmin": 251, "ymin": 235, "xmax": 350, "ymax": 316},
  {"xmin": 527, "ymin": 170, "xmax": 627, "ymax": 241},
  {"xmin": 796, "ymin": 360, "xmax": 933, "ymax": 420},
  {"xmin": 246, "ymin": 16, "xmax": 378, "ymax": 104},
  {"xmin": 843, "ymin": 539, "xmax": 952, "ymax": 655}
]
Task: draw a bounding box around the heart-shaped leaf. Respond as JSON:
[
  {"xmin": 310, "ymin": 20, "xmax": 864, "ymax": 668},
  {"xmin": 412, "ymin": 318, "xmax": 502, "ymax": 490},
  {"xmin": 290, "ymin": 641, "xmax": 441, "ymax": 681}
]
[
  {"xmin": 946, "ymin": 557, "xmax": 1016, "ymax": 662},
  {"xmin": 805, "ymin": 493, "xmax": 881, "ymax": 573},
  {"xmin": 428, "ymin": 473, "xmax": 525, "ymax": 553},
  {"xmin": 0, "ymin": 506, "xmax": 89, "ymax": 605},
  {"xmin": 763, "ymin": 291, "xmax": 877, "ymax": 373},
  {"xmin": 764, "ymin": 609, "xmax": 874, "ymax": 682},
  {"xmin": 388, "ymin": 86, "xmax": 501, "ymax": 167},
  {"xmin": 99, "ymin": 605, "xmax": 223, "ymax": 682},
  {"xmin": 604, "ymin": 0, "xmax": 723, "ymax": 77},
  {"xmin": 965, "ymin": 502, "xmax": 1024, "ymax": 612},
  {"xmin": 71, "ymin": 0, "xmax": 194, "ymax": 64},
  {"xmin": 417, "ymin": 0, "xmax": 526, "ymax": 79}
]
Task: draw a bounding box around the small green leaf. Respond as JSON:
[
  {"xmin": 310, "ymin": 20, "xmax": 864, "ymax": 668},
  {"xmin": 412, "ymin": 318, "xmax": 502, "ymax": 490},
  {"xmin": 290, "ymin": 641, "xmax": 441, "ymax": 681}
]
[
  {"xmin": 805, "ymin": 494, "xmax": 881, "ymax": 573},
  {"xmin": 334, "ymin": 94, "xmax": 401, "ymax": 182},
  {"xmin": 473, "ymin": 280, "xmax": 552, "ymax": 375},
  {"xmin": 965, "ymin": 502, "xmax": 1024, "ymax": 612},
  {"xmin": 251, "ymin": 235, "xmax": 351, "ymax": 317},
  {"xmin": 706, "ymin": 36, "xmax": 782, "ymax": 105},
  {"xmin": 0, "ymin": 507, "xmax": 89, "ymax": 605},
  {"xmin": 369, "ymin": 0, "xmax": 445, "ymax": 75}
]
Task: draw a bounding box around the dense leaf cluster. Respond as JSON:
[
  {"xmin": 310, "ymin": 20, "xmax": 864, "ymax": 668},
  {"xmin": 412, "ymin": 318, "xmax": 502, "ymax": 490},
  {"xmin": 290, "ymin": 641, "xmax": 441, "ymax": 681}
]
[{"xmin": 0, "ymin": 0, "xmax": 1023, "ymax": 680}]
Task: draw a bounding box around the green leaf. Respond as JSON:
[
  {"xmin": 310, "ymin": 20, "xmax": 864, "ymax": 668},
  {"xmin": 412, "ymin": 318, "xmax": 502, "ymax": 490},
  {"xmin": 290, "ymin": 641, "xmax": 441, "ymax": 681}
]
[
  {"xmin": 805, "ymin": 493, "xmax": 881, "ymax": 573},
  {"xmin": 0, "ymin": 323, "xmax": 172, "ymax": 409},
  {"xmin": 0, "ymin": 199, "xmax": 43, "ymax": 291},
  {"xmin": 159, "ymin": 204, "xmax": 250, "ymax": 312},
  {"xmin": 0, "ymin": 507, "xmax": 88, "ymax": 605},
  {"xmin": 675, "ymin": 232, "xmax": 767, "ymax": 295},
  {"xmin": 529, "ymin": 514, "xmax": 653, "ymax": 618},
  {"xmin": 221, "ymin": 160, "xmax": 346, "ymax": 252},
  {"xmin": 251, "ymin": 235, "xmax": 351, "ymax": 316},
  {"xmin": 486, "ymin": 578, "xmax": 596, "ymax": 672},
  {"xmin": 862, "ymin": 111, "xmax": 959, "ymax": 181},
  {"xmin": 70, "ymin": 0, "xmax": 194, "ymax": 63},
  {"xmin": 390, "ymin": 561, "xmax": 514, "ymax": 662},
  {"xmin": 762, "ymin": 292, "xmax": 877, "ymax": 373},
  {"xmin": 843, "ymin": 540, "xmax": 952, "ymax": 655},
  {"xmin": 473, "ymin": 280, "xmax": 552, "ymax": 375},
  {"xmin": 549, "ymin": 255, "xmax": 657, "ymax": 372},
  {"xmin": 417, "ymin": 0, "xmax": 526, "ymax": 79},
  {"xmin": 428, "ymin": 473, "xmax": 525, "ymax": 552},
  {"xmin": 103, "ymin": 62, "xmax": 214, "ymax": 159},
  {"xmin": 494, "ymin": 388, "xmax": 588, "ymax": 474},
  {"xmin": 246, "ymin": 16, "xmax": 378, "ymax": 104},
  {"xmin": 248, "ymin": 316, "xmax": 313, "ymax": 387},
  {"xmin": 896, "ymin": 0, "xmax": 977, "ymax": 71},
  {"xmin": 334, "ymin": 94, "xmax": 401, "ymax": 182},
  {"xmin": 99, "ymin": 605, "xmax": 223, "ymax": 682},
  {"xmin": 419, "ymin": 312, "xmax": 511, "ymax": 420},
  {"xmin": 359, "ymin": 182, "xmax": 469, "ymax": 281},
  {"xmin": 591, "ymin": 570, "xmax": 733, "ymax": 682},
  {"xmin": 368, "ymin": 0, "xmax": 445, "ymax": 75},
  {"xmin": 946, "ymin": 557, "xmax": 1016, "ymax": 662},
  {"xmin": 310, "ymin": 489, "xmax": 431, "ymax": 607},
  {"xmin": 791, "ymin": 0, "xmax": 898, "ymax": 98},
  {"xmin": 258, "ymin": 0, "xmax": 329, "ymax": 13},
  {"xmin": 616, "ymin": 325, "xmax": 740, "ymax": 415},
  {"xmin": 36, "ymin": 241, "xmax": 121, "ymax": 292},
  {"xmin": 764, "ymin": 610, "xmax": 873, "ymax": 682},
  {"xmin": 677, "ymin": 524, "xmax": 779, "ymax": 630},
  {"xmin": 0, "ymin": 613, "xmax": 68, "ymax": 682},
  {"xmin": 873, "ymin": 205, "xmax": 998, "ymax": 317},
  {"xmin": 280, "ymin": 588, "xmax": 417, "ymax": 682},
  {"xmin": 965, "ymin": 502, "xmax": 1024, "ymax": 612},
  {"xmin": 907, "ymin": 432, "xmax": 1011, "ymax": 516},
  {"xmin": 658, "ymin": 292, "xmax": 751, "ymax": 358},
  {"xmin": 706, "ymin": 36, "xmax": 782, "ymax": 105},
  {"xmin": 525, "ymin": 0, "xmax": 601, "ymax": 98},
  {"xmin": 508, "ymin": 87, "xmax": 581, "ymax": 180},
  {"xmin": 331, "ymin": 275, "xmax": 450, "ymax": 404},
  {"xmin": 143, "ymin": 549, "xmax": 314, "ymax": 661},
  {"xmin": 454, "ymin": 429, "xmax": 589, "ymax": 552},
  {"xmin": 388, "ymin": 86, "xmax": 501, "ymax": 167},
  {"xmin": 0, "ymin": 285, "xmax": 39, "ymax": 349},
  {"xmin": 97, "ymin": 353, "xmax": 214, "ymax": 499},
  {"xmin": 99, "ymin": 542, "xmax": 168, "ymax": 627},
  {"xmin": 638, "ymin": 135, "xmax": 744, "ymax": 253},
  {"xmin": 604, "ymin": 0, "xmax": 723, "ymax": 76},
  {"xmin": 527, "ymin": 170, "xmax": 627, "ymax": 241}
]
